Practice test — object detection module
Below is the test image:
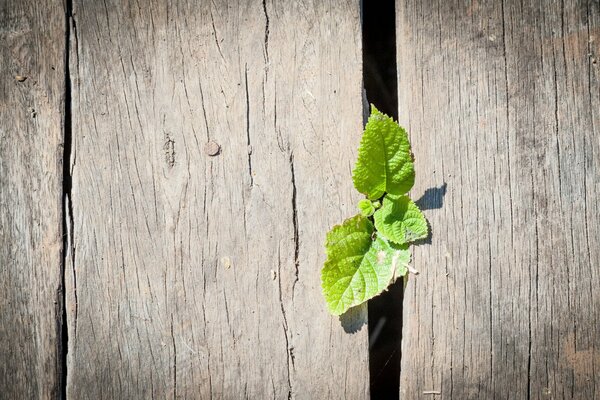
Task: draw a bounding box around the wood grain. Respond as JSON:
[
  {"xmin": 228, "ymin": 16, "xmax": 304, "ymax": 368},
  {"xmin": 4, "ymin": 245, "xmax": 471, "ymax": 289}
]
[
  {"xmin": 0, "ymin": 1, "xmax": 65, "ymax": 398},
  {"xmin": 67, "ymin": 0, "xmax": 368, "ymax": 398},
  {"xmin": 396, "ymin": 0, "xmax": 600, "ymax": 398}
]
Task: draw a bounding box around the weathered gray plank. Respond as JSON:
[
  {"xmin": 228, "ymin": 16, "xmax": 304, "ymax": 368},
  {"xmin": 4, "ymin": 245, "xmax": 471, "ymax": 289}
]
[
  {"xmin": 397, "ymin": 0, "xmax": 600, "ymax": 398},
  {"xmin": 0, "ymin": 1, "xmax": 65, "ymax": 398},
  {"xmin": 67, "ymin": 1, "xmax": 368, "ymax": 398}
]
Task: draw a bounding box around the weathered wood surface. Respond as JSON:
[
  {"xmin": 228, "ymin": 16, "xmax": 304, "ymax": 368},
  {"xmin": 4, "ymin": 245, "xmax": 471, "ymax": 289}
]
[
  {"xmin": 0, "ymin": 1, "xmax": 65, "ymax": 399},
  {"xmin": 67, "ymin": 0, "xmax": 368, "ymax": 398},
  {"xmin": 397, "ymin": 0, "xmax": 600, "ymax": 398}
]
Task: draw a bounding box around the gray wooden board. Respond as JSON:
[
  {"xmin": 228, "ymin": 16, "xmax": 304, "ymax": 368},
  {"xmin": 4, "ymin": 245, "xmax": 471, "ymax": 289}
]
[
  {"xmin": 396, "ymin": 0, "xmax": 600, "ymax": 398},
  {"xmin": 0, "ymin": 0, "xmax": 65, "ymax": 398},
  {"xmin": 67, "ymin": 0, "xmax": 369, "ymax": 398}
]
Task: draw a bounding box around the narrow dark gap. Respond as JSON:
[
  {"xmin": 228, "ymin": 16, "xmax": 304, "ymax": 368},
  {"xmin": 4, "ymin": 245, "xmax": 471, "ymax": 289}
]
[
  {"xmin": 362, "ymin": 0, "xmax": 398, "ymax": 118},
  {"xmin": 60, "ymin": 0, "xmax": 74, "ymax": 398},
  {"xmin": 362, "ymin": 0, "xmax": 402, "ymax": 399}
]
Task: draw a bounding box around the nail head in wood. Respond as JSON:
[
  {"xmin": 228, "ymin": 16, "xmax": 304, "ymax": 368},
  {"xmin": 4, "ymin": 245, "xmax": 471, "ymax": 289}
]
[{"xmin": 205, "ymin": 141, "xmax": 221, "ymax": 156}]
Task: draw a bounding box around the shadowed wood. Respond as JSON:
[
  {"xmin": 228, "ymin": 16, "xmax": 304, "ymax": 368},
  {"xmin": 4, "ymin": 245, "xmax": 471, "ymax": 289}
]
[
  {"xmin": 0, "ymin": 1, "xmax": 65, "ymax": 398},
  {"xmin": 397, "ymin": 0, "xmax": 600, "ymax": 398},
  {"xmin": 66, "ymin": 0, "xmax": 369, "ymax": 398}
]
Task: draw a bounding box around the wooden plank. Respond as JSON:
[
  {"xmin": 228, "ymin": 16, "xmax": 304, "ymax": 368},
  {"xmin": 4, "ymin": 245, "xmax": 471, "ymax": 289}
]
[
  {"xmin": 0, "ymin": 1, "xmax": 65, "ymax": 398},
  {"xmin": 67, "ymin": 1, "xmax": 368, "ymax": 398},
  {"xmin": 396, "ymin": 0, "xmax": 600, "ymax": 398}
]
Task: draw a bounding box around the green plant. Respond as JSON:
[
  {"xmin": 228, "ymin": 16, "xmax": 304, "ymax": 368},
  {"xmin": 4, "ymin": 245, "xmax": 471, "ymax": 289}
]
[{"xmin": 320, "ymin": 105, "xmax": 428, "ymax": 316}]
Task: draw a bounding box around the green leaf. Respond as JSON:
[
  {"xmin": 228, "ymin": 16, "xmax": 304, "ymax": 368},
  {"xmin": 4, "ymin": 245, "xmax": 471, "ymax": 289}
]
[
  {"xmin": 389, "ymin": 242, "xmax": 411, "ymax": 280},
  {"xmin": 374, "ymin": 194, "xmax": 428, "ymax": 245},
  {"xmin": 321, "ymin": 215, "xmax": 411, "ymax": 315},
  {"xmin": 357, "ymin": 199, "xmax": 376, "ymax": 217},
  {"xmin": 352, "ymin": 105, "xmax": 415, "ymax": 199}
]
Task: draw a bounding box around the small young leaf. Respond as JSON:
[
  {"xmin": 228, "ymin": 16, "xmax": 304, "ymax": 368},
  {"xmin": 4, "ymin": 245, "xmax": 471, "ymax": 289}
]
[
  {"xmin": 321, "ymin": 215, "xmax": 411, "ymax": 315},
  {"xmin": 352, "ymin": 105, "xmax": 415, "ymax": 199},
  {"xmin": 374, "ymin": 195, "xmax": 428, "ymax": 245},
  {"xmin": 358, "ymin": 199, "xmax": 376, "ymax": 217}
]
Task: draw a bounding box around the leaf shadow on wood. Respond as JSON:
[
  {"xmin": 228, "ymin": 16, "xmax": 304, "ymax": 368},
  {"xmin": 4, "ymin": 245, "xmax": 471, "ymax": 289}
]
[
  {"xmin": 413, "ymin": 183, "xmax": 447, "ymax": 245},
  {"xmin": 414, "ymin": 182, "xmax": 447, "ymax": 211},
  {"xmin": 339, "ymin": 302, "xmax": 368, "ymax": 333}
]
